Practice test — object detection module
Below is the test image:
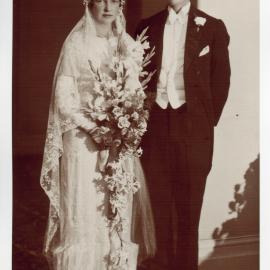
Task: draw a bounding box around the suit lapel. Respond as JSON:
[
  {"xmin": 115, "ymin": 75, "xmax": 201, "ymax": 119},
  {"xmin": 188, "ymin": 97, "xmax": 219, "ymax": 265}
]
[{"xmin": 184, "ymin": 6, "xmax": 204, "ymax": 73}]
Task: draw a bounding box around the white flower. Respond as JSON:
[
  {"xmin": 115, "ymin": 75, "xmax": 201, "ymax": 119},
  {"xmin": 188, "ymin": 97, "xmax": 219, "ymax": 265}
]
[
  {"xmin": 125, "ymin": 76, "xmax": 142, "ymax": 93},
  {"xmin": 93, "ymin": 81, "xmax": 102, "ymax": 94},
  {"xmin": 124, "ymin": 100, "xmax": 132, "ymax": 108},
  {"xmin": 105, "ymin": 80, "xmax": 117, "ymax": 91},
  {"xmin": 112, "ymin": 106, "xmax": 124, "ymax": 118},
  {"xmin": 142, "ymin": 41, "xmax": 150, "ymax": 50},
  {"xmin": 194, "ymin": 16, "xmax": 207, "ymax": 27},
  {"xmin": 131, "ymin": 112, "xmax": 139, "ymax": 121},
  {"xmin": 121, "ymin": 128, "xmax": 128, "ymax": 135},
  {"xmin": 94, "ymin": 96, "xmax": 105, "ymax": 107},
  {"xmin": 139, "ymin": 119, "xmax": 147, "ymax": 129},
  {"xmin": 136, "ymin": 147, "xmax": 143, "ymax": 157},
  {"xmin": 118, "ymin": 116, "xmax": 131, "ymax": 129},
  {"xmin": 90, "ymin": 111, "xmax": 107, "ymax": 121},
  {"xmin": 96, "ymin": 112, "xmax": 107, "ymax": 121}
]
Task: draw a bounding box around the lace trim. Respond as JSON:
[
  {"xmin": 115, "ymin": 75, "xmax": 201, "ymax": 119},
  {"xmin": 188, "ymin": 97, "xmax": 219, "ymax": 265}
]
[{"xmin": 40, "ymin": 115, "xmax": 76, "ymax": 253}]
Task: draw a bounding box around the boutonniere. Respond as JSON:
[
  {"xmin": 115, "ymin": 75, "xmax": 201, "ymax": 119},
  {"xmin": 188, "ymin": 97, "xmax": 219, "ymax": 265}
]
[{"xmin": 194, "ymin": 16, "xmax": 207, "ymax": 32}]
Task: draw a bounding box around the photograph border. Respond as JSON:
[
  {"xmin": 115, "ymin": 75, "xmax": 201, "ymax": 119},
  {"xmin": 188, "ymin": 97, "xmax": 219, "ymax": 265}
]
[{"xmin": 0, "ymin": 0, "xmax": 269, "ymax": 269}]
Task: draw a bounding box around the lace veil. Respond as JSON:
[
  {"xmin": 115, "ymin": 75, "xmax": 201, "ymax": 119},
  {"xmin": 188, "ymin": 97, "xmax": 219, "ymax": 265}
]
[{"xmin": 40, "ymin": 3, "xmax": 156, "ymax": 264}]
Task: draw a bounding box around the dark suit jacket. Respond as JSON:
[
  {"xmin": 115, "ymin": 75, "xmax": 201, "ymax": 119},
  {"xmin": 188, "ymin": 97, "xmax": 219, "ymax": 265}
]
[{"xmin": 135, "ymin": 5, "xmax": 231, "ymax": 140}]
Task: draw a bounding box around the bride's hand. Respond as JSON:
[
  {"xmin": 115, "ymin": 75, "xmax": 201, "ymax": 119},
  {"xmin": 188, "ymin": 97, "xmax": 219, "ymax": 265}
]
[
  {"xmin": 89, "ymin": 126, "xmax": 103, "ymax": 144},
  {"xmin": 98, "ymin": 149, "xmax": 110, "ymax": 172}
]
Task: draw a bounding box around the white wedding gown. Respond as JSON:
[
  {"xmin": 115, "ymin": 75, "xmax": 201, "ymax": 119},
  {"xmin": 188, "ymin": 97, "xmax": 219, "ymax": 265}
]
[{"xmin": 40, "ymin": 7, "xmax": 155, "ymax": 270}]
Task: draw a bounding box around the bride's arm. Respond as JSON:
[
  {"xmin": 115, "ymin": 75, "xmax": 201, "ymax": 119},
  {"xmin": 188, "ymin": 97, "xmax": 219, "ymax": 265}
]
[
  {"xmin": 55, "ymin": 75, "xmax": 96, "ymax": 132},
  {"xmin": 54, "ymin": 42, "xmax": 96, "ymax": 133}
]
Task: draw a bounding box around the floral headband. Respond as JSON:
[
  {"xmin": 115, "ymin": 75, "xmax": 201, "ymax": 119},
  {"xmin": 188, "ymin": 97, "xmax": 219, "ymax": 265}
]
[{"xmin": 83, "ymin": 0, "xmax": 126, "ymax": 7}]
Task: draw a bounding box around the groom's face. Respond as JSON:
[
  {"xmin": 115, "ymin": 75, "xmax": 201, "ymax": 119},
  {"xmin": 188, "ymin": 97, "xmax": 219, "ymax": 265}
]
[{"xmin": 168, "ymin": 0, "xmax": 189, "ymax": 7}]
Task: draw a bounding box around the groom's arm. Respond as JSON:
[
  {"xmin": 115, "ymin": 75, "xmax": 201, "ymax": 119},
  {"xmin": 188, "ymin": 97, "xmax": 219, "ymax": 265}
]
[
  {"xmin": 210, "ymin": 20, "xmax": 231, "ymax": 126},
  {"xmin": 134, "ymin": 19, "xmax": 157, "ymax": 109}
]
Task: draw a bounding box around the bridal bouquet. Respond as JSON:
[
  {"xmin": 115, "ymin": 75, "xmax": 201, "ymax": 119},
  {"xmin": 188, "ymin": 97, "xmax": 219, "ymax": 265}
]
[{"xmin": 82, "ymin": 28, "xmax": 155, "ymax": 269}]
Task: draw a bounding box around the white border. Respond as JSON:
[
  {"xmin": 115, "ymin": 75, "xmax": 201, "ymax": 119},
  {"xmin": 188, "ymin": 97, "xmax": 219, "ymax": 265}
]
[
  {"xmin": 0, "ymin": 0, "xmax": 13, "ymax": 270},
  {"xmin": 0, "ymin": 0, "xmax": 268, "ymax": 270}
]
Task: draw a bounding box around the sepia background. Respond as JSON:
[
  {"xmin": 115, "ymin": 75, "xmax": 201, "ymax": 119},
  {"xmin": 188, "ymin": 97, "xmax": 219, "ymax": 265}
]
[{"xmin": 13, "ymin": 0, "xmax": 259, "ymax": 269}]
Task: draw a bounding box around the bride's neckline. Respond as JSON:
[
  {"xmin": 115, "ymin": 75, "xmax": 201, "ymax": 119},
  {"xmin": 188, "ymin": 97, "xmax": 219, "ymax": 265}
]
[{"xmin": 96, "ymin": 30, "xmax": 114, "ymax": 40}]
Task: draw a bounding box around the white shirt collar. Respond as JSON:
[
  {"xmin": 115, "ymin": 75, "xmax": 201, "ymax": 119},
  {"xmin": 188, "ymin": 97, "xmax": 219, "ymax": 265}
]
[{"xmin": 167, "ymin": 1, "xmax": 191, "ymax": 25}]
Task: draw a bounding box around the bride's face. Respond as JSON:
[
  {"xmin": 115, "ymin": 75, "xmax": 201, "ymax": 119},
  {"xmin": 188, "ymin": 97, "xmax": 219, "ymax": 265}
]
[{"xmin": 90, "ymin": 0, "xmax": 121, "ymax": 25}]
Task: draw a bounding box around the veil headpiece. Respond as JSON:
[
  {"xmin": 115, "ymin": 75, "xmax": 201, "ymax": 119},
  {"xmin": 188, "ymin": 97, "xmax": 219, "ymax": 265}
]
[{"xmin": 83, "ymin": 0, "xmax": 126, "ymax": 7}]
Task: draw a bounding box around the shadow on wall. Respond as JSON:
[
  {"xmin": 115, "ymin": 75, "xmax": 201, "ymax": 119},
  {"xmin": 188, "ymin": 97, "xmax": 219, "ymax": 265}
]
[{"xmin": 200, "ymin": 155, "xmax": 259, "ymax": 270}]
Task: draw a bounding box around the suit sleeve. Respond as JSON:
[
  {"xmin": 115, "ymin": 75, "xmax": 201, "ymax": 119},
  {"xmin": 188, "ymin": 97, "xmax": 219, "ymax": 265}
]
[
  {"xmin": 134, "ymin": 19, "xmax": 146, "ymax": 40},
  {"xmin": 210, "ymin": 19, "xmax": 231, "ymax": 126}
]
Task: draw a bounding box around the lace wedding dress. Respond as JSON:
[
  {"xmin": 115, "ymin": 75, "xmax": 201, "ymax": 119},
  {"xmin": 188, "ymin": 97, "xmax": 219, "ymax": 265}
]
[{"xmin": 40, "ymin": 6, "xmax": 155, "ymax": 270}]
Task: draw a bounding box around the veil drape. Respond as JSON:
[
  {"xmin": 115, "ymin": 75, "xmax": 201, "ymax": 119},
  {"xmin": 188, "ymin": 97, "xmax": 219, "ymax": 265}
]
[{"xmin": 40, "ymin": 5, "xmax": 156, "ymax": 266}]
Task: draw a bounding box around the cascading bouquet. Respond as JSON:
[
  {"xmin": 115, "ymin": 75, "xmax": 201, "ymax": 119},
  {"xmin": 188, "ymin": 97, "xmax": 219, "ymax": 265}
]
[{"xmin": 82, "ymin": 28, "xmax": 155, "ymax": 269}]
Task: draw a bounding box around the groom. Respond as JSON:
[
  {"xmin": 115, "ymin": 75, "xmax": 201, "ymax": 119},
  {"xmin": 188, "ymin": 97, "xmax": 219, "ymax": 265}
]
[{"xmin": 135, "ymin": 0, "xmax": 230, "ymax": 269}]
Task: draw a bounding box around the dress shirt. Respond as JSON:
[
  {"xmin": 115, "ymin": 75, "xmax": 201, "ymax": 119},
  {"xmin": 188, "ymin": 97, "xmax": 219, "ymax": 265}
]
[{"xmin": 156, "ymin": 1, "xmax": 191, "ymax": 109}]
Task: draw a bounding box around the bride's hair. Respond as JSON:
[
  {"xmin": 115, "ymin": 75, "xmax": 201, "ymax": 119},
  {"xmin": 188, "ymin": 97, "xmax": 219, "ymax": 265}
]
[{"xmin": 84, "ymin": 0, "xmax": 126, "ymax": 7}]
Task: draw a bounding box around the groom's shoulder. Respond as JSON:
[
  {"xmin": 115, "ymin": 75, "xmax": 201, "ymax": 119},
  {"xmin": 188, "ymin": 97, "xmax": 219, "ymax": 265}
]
[
  {"xmin": 139, "ymin": 9, "xmax": 167, "ymax": 27},
  {"xmin": 135, "ymin": 10, "xmax": 167, "ymax": 37},
  {"xmin": 192, "ymin": 7, "xmax": 229, "ymax": 38},
  {"xmin": 196, "ymin": 8, "xmax": 221, "ymax": 23},
  {"xmin": 145, "ymin": 9, "xmax": 167, "ymax": 21},
  {"xmin": 194, "ymin": 7, "xmax": 228, "ymax": 28}
]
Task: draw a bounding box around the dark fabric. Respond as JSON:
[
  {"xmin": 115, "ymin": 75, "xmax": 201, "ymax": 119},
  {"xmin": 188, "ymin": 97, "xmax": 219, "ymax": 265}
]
[{"xmin": 141, "ymin": 103, "xmax": 209, "ymax": 270}]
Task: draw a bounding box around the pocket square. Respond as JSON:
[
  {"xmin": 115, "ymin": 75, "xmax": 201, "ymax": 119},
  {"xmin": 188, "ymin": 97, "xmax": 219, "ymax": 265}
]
[{"xmin": 199, "ymin": 45, "xmax": 210, "ymax": 57}]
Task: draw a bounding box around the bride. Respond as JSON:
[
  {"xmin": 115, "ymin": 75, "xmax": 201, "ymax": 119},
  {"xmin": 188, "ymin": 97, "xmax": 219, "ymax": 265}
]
[{"xmin": 40, "ymin": 0, "xmax": 155, "ymax": 269}]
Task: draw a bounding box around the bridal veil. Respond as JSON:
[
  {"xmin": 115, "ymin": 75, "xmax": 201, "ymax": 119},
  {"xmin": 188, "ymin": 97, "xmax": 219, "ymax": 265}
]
[{"xmin": 40, "ymin": 3, "xmax": 156, "ymax": 267}]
